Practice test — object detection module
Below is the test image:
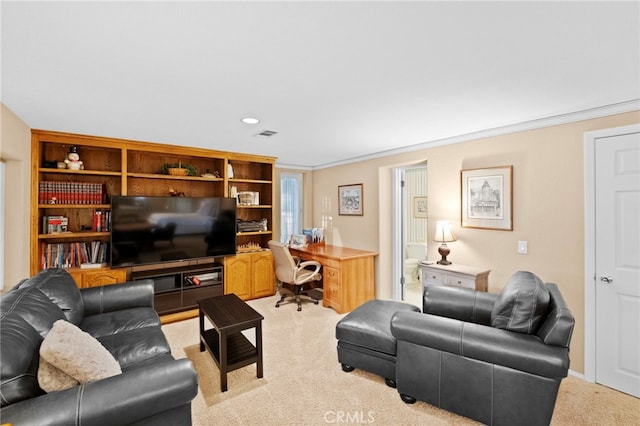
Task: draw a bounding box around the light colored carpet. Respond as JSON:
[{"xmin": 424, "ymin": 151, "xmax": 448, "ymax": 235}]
[{"xmin": 162, "ymin": 295, "xmax": 640, "ymax": 425}]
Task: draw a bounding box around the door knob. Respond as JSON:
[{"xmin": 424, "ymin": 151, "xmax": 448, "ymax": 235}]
[{"xmin": 600, "ymin": 276, "xmax": 613, "ymax": 284}]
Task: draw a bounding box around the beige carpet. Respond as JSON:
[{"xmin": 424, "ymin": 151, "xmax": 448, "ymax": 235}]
[{"xmin": 162, "ymin": 295, "xmax": 640, "ymax": 425}]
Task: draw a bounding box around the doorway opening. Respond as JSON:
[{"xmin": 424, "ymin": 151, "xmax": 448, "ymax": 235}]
[{"xmin": 391, "ymin": 163, "xmax": 427, "ymax": 308}]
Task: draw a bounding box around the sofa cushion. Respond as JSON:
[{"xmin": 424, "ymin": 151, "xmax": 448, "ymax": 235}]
[
  {"xmin": 0, "ymin": 313, "xmax": 45, "ymax": 406},
  {"xmin": 19, "ymin": 269, "xmax": 85, "ymax": 325},
  {"xmin": 0, "ymin": 287, "xmax": 66, "ymax": 337},
  {"xmin": 39, "ymin": 320, "xmax": 122, "ymax": 388},
  {"xmin": 80, "ymin": 307, "xmax": 161, "ymax": 339},
  {"xmin": 98, "ymin": 326, "xmax": 172, "ymax": 369},
  {"xmin": 491, "ymin": 271, "xmax": 550, "ymax": 334}
]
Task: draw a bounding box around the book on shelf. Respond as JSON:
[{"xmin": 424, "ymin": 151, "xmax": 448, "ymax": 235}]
[
  {"xmin": 80, "ymin": 262, "xmax": 107, "ymax": 269},
  {"xmin": 40, "ymin": 241, "xmax": 110, "ymax": 269},
  {"xmin": 92, "ymin": 209, "xmax": 111, "ymax": 232},
  {"xmin": 42, "ymin": 215, "xmax": 69, "ymax": 234},
  {"xmin": 39, "ymin": 181, "xmax": 107, "ymax": 205}
]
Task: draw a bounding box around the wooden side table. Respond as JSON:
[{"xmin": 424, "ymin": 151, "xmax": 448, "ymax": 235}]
[
  {"xmin": 420, "ymin": 262, "xmax": 490, "ymax": 292},
  {"xmin": 198, "ymin": 294, "xmax": 264, "ymax": 392}
]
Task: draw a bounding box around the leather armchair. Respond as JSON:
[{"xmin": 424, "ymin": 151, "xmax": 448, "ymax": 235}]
[{"xmin": 390, "ymin": 283, "xmax": 574, "ymax": 426}]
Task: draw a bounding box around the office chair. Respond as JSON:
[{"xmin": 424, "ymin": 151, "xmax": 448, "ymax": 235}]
[{"xmin": 268, "ymin": 240, "xmax": 322, "ymax": 311}]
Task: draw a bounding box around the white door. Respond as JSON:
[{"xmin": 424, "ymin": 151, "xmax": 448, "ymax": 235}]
[{"xmin": 595, "ymin": 130, "xmax": 640, "ymax": 397}]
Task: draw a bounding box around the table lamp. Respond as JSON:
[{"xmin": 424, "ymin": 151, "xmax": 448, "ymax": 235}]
[{"xmin": 434, "ymin": 220, "xmax": 456, "ymax": 265}]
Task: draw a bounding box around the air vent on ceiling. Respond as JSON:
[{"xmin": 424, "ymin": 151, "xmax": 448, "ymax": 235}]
[{"xmin": 255, "ymin": 130, "xmax": 278, "ymax": 138}]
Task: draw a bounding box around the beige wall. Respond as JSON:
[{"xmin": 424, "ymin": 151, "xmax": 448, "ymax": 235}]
[
  {"xmin": 310, "ymin": 111, "xmax": 640, "ymax": 375},
  {"xmin": 0, "ymin": 103, "xmax": 32, "ymax": 289}
]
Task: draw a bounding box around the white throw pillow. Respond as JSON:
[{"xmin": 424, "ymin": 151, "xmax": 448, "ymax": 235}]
[{"xmin": 39, "ymin": 320, "xmax": 121, "ymax": 391}]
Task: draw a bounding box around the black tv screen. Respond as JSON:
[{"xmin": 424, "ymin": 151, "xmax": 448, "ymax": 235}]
[{"xmin": 110, "ymin": 196, "xmax": 236, "ymax": 268}]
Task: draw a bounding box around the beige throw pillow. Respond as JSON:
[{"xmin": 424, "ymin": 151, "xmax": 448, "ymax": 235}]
[
  {"xmin": 38, "ymin": 357, "xmax": 79, "ymax": 392},
  {"xmin": 39, "ymin": 320, "xmax": 121, "ymax": 392}
]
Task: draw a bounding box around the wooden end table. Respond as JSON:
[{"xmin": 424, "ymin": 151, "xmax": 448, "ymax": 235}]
[{"xmin": 198, "ymin": 293, "xmax": 264, "ymax": 392}]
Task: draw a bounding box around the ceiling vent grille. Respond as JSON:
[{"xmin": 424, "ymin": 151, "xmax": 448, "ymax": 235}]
[{"xmin": 255, "ymin": 130, "xmax": 278, "ymax": 138}]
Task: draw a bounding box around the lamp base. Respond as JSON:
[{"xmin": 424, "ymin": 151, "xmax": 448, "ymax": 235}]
[{"xmin": 437, "ymin": 244, "xmax": 452, "ymax": 265}]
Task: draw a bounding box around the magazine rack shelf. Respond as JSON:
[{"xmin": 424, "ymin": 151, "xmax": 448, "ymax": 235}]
[{"xmin": 31, "ymin": 130, "xmax": 276, "ymax": 305}]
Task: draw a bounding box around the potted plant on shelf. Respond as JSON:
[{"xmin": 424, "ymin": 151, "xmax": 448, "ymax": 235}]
[{"xmin": 160, "ymin": 161, "xmax": 198, "ymax": 176}]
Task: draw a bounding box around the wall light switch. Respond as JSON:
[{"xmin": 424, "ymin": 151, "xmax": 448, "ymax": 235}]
[{"xmin": 517, "ymin": 241, "xmax": 528, "ymax": 254}]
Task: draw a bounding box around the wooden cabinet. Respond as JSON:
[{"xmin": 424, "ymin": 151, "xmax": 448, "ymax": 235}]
[
  {"xmin": 67, "ymin": 268, "xmax": 127, "ymax": 288},
  {"xmin": 30, "ymin": 130, "xmax": 276, "ymax": 295},
  {"xmin": 224, "ymin": 251, "xmax": 275, "ymax": 300},
  {"xmin": 420, "ymin": 263, "xmax": 490, "ymax": 292}
]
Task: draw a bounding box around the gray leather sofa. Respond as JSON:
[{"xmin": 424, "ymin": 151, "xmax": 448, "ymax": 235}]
[
  {"xmin": 390, "ymin": 275, "xmax": 574, "ymax": 426},
  {"xmin": 0, "ymin": 268, "xmax": 198, "ymax": 426}
]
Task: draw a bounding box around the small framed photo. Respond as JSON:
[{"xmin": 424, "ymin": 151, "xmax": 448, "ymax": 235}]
[
  {"xmin": 461, "ymin": 165, "xmax": 513, "ymax": 230},
  {"xmin": 290, "ymin": 234, "xmax": 307, "ymax": 249},
  {"xmin": 338, "ymin": 183, "xmax": 363, "ymax": 216},
  {"xmin": 413, "ymin": 197, "xmax": 428, "ymax": 218}
]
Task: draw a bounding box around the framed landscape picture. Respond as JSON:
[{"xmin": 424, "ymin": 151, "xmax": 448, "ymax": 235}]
[
  {"xmin": 461, "ymin": 165, "xmax": 513, "ymax": 230},
  {"xmin": 338, "ymin": 183, "xmax": 363, "ymax": 216}
]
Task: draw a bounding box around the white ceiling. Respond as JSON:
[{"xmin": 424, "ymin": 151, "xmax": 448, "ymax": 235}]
[{"xmin": 2, "ymin": 1, "xmax": 639, "ymax": 169}]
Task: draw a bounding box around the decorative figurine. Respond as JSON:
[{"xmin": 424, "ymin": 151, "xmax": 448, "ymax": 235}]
[{"xmin": 64, "ymin": 146, "xmax": 84, "ymax": 170}]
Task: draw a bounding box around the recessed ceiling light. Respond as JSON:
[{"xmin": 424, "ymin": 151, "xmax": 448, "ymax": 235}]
[{"xmin": 241, "ymin": 117, "xmax": 260, "ymax": 124}]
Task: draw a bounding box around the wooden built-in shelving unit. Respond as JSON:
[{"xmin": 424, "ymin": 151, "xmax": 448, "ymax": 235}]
[{"xmin": 31, "ymin": 130, "xmax": 276, "ymax": 315}]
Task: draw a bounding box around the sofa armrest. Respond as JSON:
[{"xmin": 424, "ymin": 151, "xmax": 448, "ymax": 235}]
[
  {"xmin": 391, "ymin": 311, "xmax": 570, "ymax": 379},
  {"xmin": 423, "ymin": 285, "xmax": 497, "ymax": 325},
  {"xmin": 81, "ymin": 279, "xmax": 155, "ymax": 315},
  {"xmin": 0, "ymin": 358, "xmax": 197, "ymax": 426}
]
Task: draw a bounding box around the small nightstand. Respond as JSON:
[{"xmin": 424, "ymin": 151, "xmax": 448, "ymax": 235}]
[{"xmin": 420, "ymin": 262, "xmax": 490, "ymax": 292}]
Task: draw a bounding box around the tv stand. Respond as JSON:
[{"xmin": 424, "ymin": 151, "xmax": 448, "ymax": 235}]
[{"xmin": 131, "ymin": 263, "xmax": 224, "ymax": 316}]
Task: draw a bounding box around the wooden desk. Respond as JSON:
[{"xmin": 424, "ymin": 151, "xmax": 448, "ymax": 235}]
[{"xmin": 289, "ymin": 244, "xmax": 378, "ymax": 314}]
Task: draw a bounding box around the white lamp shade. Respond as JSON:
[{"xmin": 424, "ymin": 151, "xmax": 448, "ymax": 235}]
[{"xmin": 434, "ymin": 220, "xmax": 457, "ymax": 243}]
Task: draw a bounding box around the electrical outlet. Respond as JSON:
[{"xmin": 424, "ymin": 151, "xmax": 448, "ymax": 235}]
[{"xmin": 517, "ymin": 241, "xmax": 528, "ymax": 254}]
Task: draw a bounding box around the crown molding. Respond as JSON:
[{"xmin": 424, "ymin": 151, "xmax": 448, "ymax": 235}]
[{"xmin": 290, "ymin": 100, "xmax": 640, "ymax": 171}]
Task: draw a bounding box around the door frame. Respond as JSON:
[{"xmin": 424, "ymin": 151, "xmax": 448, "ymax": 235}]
[
  {"xmin": 583, "ymin": 123, "xmax": 640, "ymax": 382},
  {"xmin": 391, "ymin": 167, "xmax": 404, "ymax": 301}
]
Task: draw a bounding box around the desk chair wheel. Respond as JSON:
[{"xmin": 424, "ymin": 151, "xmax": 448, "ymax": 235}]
[
  {"xmin": 385, "ymin": 378, "xmax": 397, "ymax": 388},
  {"xmin": 341, "ymin": 364, "xmax": 355, "ymax": 372}
]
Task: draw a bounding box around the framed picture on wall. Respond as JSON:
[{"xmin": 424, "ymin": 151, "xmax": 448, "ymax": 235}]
[
  {"xmin": 461, "ymin": 165, "xmax": 513, "ymax": 230},
  {"xmin": 413, "ymin": 196, "xmax": 428, "ymax": 218},
  {"xmin": 338, "ymin": 183, "xmax": 363, "ymax": 216}
]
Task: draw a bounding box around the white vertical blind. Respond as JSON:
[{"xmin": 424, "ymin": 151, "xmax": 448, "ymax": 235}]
[{"xmin": 280, "ymin": 172, "xmax": 303, "ymax": 243}]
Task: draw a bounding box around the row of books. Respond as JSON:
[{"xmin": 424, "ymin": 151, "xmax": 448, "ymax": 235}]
[
  {"xmin": 39, "ymin": 181, "xmax": 108, "ymax": 205},
  {"xmin": 40, "ymin": 241, "xmax": 110, "ymax": 269},
  {"xmin": 41, "ymin": 210, "xmax": 111, "ymax": 234}
]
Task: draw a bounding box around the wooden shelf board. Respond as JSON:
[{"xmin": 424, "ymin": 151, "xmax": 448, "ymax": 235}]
[
  {"xmin": 228, "ymin": 178, "xmax": 272, "ymax": 184},
  {"xmin": 236, "ymin": 231, "xmax": 272, "ymax": 236},
  {"xmin": 38, "ymin": 231, "xmax": 109, "ymax": 239},
  {"xmin": 237, "ymin": 205, "xmax": 272, "ymax": 209},
  {"xmin": 39, "ymin": 168, "xmax": 121, "ymax": 177},
  {"xmin": 127, "ymin": 172, "xmax": 223, "ymax": 181},
  {"xmin": 39, "ymin": 204, "xmax": 110, "ymax": 209}
]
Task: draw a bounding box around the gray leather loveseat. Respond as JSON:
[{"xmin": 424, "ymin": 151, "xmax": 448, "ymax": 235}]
[
  {"xmin": 391, "ymin": 271, "xmax": 575, "ymax": 426},
  {"xmin": 0, "ymin": 268, "xmax": 198, "ymax": 425}
]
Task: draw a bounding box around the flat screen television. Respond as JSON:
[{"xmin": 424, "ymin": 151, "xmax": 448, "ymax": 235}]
[{"xmin": 110, "ymin": 196, "xmax": 236, "ymax": 268}]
